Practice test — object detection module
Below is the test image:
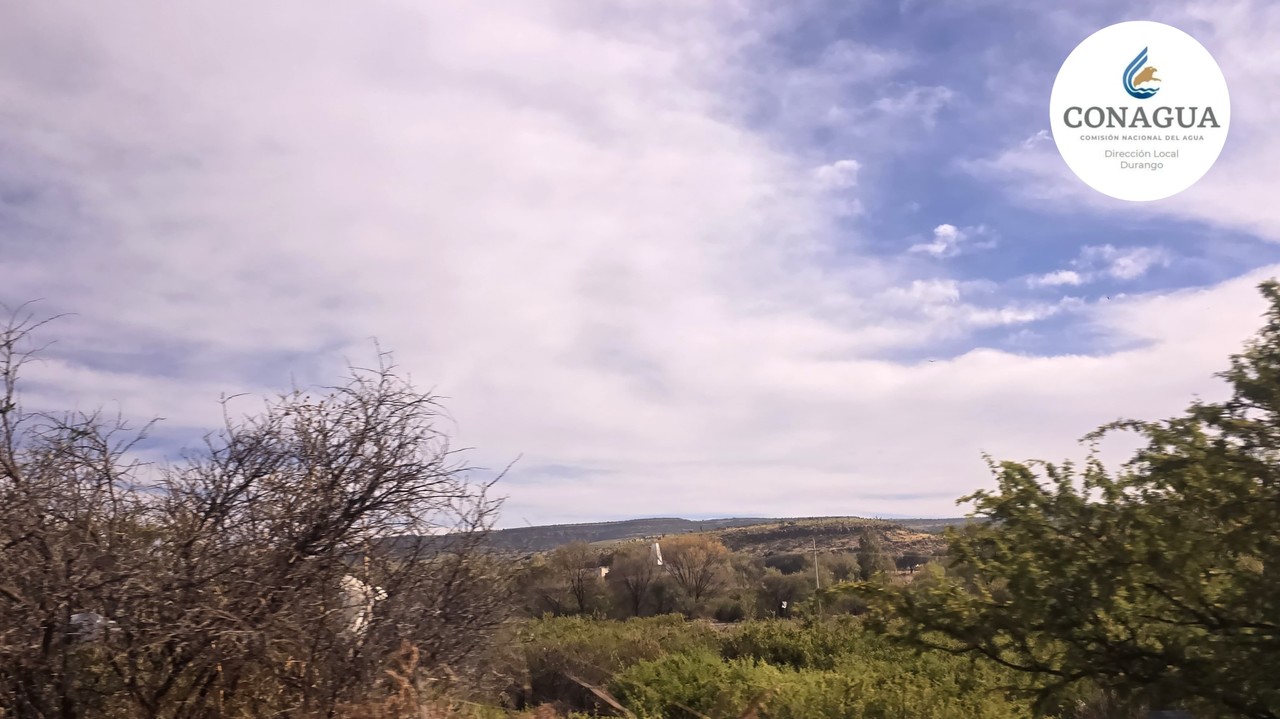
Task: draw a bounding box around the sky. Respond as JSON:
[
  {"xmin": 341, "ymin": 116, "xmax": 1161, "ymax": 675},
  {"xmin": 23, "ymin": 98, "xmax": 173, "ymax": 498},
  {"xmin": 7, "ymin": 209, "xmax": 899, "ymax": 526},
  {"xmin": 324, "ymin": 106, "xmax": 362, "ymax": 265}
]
[{"xmin": 2, "ymin": 0, "xmax": 1279, "ymax": 527}]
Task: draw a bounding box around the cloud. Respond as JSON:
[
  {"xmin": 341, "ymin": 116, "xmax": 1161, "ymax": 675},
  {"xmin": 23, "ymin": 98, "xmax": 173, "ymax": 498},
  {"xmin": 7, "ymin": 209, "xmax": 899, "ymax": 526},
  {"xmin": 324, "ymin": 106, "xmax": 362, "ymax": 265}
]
[
  {"xmin": 1026, "ymin": 246, "xmax": 1170, "ymax": 289},
  {"xmin": 813, "ymin": 159, "xmax": 861, "ymax": 190},
  {"xmin": 909, "ymin": 223, "xmax": 995, "ymax": 258},
  {"xmin": 1078, "ymin": 245, "xmax": 1171, "ymax": 281},
  {"xmin": 871, "ymin": 85, "xmax": 957, "ymax": 127},
  {"xmin": 0, "ymin": 0, "xmax": 1276, "ymax": 527},
  {"xmin": 812, "ymin": 159, "xmax": 862, "ymax": 216},
  {"xmin": 1028, "ymin": 270, "xmax": 1084, "ymax": 287},
  {"xmin": 1022, "ymin": 129, "xmax": 1052, "ymax": 148}
]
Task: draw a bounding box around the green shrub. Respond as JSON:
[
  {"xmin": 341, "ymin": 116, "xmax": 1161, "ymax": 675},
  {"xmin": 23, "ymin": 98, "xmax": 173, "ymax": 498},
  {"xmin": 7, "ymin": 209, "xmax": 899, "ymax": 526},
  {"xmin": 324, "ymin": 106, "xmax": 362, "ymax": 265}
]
[
  {"xmin": 719, "ymin": 618, "xmax": 860, "ymax": 670},
  {"xmin": 713, "ymin": 600, "xmax": 748, "ymax": 623},
  {"xmin": 763, "ymin": 553, "xmax": 809, "ymax": 575},
  {"xmin": 612, "ymin": 638, "xmax": 1035, "ymax": 719},
  {"xmin": 508, "ymin": 615, "xmax": 1035, "ymax": 719},
  {"xmin": 512, "ymin": 615, "xmax": 718, "ymax": 709},
  {"xmin": 610, "ymin": 651, "xmax": 784, "ymax": 719}
]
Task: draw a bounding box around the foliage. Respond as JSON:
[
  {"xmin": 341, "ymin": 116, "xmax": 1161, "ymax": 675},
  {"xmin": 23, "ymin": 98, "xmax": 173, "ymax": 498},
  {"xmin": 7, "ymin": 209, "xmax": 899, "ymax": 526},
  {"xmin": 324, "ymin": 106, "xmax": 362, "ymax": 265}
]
[
  {"xmin": 713, "ymin": 601, "xmax": 748, "ymax": 623},
  {"xmin": 860, "ymin": 280, "xmax": 1280, "ymax": 718},
  {"xmin": 610, "ymin": 620, "xmax": 1034, "ymax": 719},
  {"xmin": 855, "ymin": 528, "xmax": 894, "ymax": 580},
  {"xmin": 0, "ymin": 308, "xmax": 508, "ymax": 719},
  {"xmin": 720, "ymin": 619, "xmax": 859, "ymax": 670},
  {"xmin": 894, "ymin": 552, "xmax": 929, "ymax": 572},
  {"xmin": 755, "ymin": 570, "xmax": 813, "ymax": 619},
  {"xmin": 762, "ymin": 553, "xmax": 809, "ymax": 575},
  {"xmin": 607, "ymin": 543, "xmax": 664, "ymax": 618},
  {"xmin": 516, "ymin": 542, "xmax": 608, "ymax": 617},
  {"xmin": 660, "ymin": 535, "xmax": 732, "ymax": 607},
  {"xmin": 509, "ymin": 615, "xmax": 719, "ymax": 710},
  {"xmin": 821, "ymin": 552, "xmax": 860, "ymax": 583}
]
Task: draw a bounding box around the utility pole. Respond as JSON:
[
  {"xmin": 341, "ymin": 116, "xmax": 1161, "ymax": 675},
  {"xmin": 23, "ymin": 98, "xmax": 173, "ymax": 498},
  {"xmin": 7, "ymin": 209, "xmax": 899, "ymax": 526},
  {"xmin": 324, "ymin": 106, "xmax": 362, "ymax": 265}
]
[
  {"xmin": 812, "ymin": 539, "xmax": 820, "ymax": 590},
  {"xmin": 812, "ymin": 538, "xmax": 822, "ymax": 618}
]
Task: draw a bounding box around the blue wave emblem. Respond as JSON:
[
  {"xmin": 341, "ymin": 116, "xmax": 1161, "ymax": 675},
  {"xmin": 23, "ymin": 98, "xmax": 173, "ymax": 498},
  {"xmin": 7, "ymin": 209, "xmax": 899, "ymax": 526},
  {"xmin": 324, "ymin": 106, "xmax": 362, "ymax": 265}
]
[{"xmin": 1123, "ymin": 48, "xmax": 1161, "ymax": 99}]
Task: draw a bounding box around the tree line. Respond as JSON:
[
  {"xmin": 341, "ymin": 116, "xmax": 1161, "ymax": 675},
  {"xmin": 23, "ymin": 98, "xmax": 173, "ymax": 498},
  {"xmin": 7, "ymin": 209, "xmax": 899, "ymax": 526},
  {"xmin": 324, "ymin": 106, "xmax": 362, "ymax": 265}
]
[{"xmin": 513, "ymin": 528, "xmax": 934, "ymax": 622}]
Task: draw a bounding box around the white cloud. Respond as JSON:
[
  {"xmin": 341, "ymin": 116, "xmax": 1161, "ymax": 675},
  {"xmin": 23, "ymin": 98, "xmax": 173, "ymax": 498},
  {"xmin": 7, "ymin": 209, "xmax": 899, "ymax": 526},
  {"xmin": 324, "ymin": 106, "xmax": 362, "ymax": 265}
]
[
  {"xmin": 871, "ymin": 85, "xmax": 957, "ymax": 127},
  {"xmin": 895, "ymin": 278, "xmax": 961, "ymax": 304},
  {"xmin": 1025, "ymin": 246, "xmax": 1170, "ymax": 289},
  {"xmin": 813, "ymin": 159, "xmax": 861, "ymax": 190},
  {"xmin": 909, "ymin": 223, "xmax": 994, "ymax": 258},
  {"xmin": 1079, "ymin": 245, "xmax": 1171, "ymax": 281},
  {"xmin": 0, "ymin": 0, "xmax": 1274, "ymax": 526},
  {"xmin": 1028, "ymin": 270, "xmax": 1084, "ymax": 287},
  {"xmin": 1022, "ymin": 129, "xmax": 1051, "ymax": 148},
  {"xmin": 909, "ymin": 224, "xmax": 962, "ymax": 257},
  {"xmin": 812, "ymin": 159, "xmax": 863, "ymax": 216}
]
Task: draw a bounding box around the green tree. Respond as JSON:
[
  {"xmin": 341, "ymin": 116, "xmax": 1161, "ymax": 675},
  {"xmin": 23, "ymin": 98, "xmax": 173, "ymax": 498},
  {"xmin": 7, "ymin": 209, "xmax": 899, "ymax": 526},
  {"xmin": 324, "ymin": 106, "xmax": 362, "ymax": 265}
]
[
  {"xmin": 763, "ymin": 552, "xmax": 809, "ymax": 575},
  {"xmin": 823, "ymin": 551, "xmax": 861, "ymax": 583},
  {"xmin": 855, "ymin": 528, "xmax": 894, "ymax": 580},
  {"xmin": 757, "ymin": 568, "xmax": 813, "ymax": 618},
  {"xmin": 895, "ymin": 551, "xmax": 928, "ymax": 573},
  {"xmin": 863, "ymin": 280, "xmax": 1280, "ymax": 718},
  {"xmin": 729, "ymin": 551, "xmax": 766, "ymax": 589}
]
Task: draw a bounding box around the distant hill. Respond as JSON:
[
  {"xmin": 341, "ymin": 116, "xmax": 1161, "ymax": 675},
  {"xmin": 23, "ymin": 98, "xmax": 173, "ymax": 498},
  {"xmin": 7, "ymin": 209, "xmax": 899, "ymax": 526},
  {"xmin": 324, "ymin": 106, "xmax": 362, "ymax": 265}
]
[
  {"xmin": 480, "ymin": 517, "xmax": 778, "ymax": 553},
  {"xmin": 467, "ymin": 515, "xmax": 972, "ymax": 555},
  {"xmin": 710, "ymin": 517, "xmax": 949, "ymax": 557},
  {"xmin": 893, "ymin": 517, "xmax": 973, "ymax": 533}
]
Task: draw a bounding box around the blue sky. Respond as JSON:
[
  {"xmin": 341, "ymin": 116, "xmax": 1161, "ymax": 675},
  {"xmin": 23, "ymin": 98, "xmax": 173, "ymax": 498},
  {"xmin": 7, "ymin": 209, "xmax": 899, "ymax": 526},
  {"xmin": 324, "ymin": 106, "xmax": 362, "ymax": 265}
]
[{"xmin": 2, "ymin": 0, "xmax": 1279, "ymax": 526}]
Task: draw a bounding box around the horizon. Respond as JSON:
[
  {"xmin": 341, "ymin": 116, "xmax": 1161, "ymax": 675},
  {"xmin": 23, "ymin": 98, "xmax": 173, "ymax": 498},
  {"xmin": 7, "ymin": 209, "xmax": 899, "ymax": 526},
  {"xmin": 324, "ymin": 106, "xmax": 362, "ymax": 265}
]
[{"xmin": 490, "ymin": 512, "xmax": 964, "ymax": 531}]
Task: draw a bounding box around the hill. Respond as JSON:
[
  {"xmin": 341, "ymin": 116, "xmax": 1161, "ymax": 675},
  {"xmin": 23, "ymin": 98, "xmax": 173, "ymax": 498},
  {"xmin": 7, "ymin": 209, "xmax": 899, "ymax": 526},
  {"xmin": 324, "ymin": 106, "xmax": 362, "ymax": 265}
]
[
  {"xmin": 474, "ymin": 515, "xmax": 971, "ymax": 556},
  {"xmin": 709, "ymin": 517, "xmax": 947, "ymax": 558},
  {"xmin": 481, "ymin": 517, "xmax": 778, "ymax": 553}
]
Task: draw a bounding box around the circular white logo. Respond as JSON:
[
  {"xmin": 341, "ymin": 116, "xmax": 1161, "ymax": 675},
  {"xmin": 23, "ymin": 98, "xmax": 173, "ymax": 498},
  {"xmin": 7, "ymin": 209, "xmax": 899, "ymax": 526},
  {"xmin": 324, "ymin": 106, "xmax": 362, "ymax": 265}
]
[{"xmin": 1049, "ymin": 21, "xmax": 1231, "ymax": 202}]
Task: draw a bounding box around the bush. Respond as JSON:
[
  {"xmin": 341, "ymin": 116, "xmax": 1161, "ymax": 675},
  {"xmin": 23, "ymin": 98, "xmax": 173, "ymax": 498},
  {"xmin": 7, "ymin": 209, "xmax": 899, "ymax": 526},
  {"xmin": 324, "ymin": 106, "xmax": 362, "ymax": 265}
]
[
  {"xmin": 610, "ymin": 651, "xmax": 783, "ymax": 719},
  {"xmin": 611, "ymin": 640, "xmax": 1035, "ymax": 719},
  {"xmin": 719, "ymin": 619, "xmax": 859, "ymax": 670},
  {"xmin": 713, "ymin": 601, "xmax": 748, "ymax": 623},
  {"xmin": 496, "ymin": 615, "xmax": 1037, "ymax": 719},
  {"xmin": 763, "ymin": 553, "xmax": 809, "ymax": 575},
  {"xmin": 822, "ymin": 552, "xmax": 860, "ymax": 583},
  {"xmin": 756, "ymin": 569, "xmax": 813, "ymax": 618},
  {"xmin": 510, "ymin": 615, "xmax": 719, "ymax": 710}
]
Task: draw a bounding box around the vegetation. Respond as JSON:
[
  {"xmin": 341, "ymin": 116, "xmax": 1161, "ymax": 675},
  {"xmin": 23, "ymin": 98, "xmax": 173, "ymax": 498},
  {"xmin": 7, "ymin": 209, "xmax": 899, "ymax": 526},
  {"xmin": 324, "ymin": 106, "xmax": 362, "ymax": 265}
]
[
  {"xmin": 854, "ymin": 528, "xmax": 894, "ymax": 580},
  {"xmin": 7, "ymin": 281, "xmax": 1280, "ymax": 717},
  {"xmin": 855, "ymin": 281, "xmax": 1280, "ymax": 718},
  {"xmin": 0, "ymin": 307, "xmax": 509, "ymax": 718},
  {"xmin": 610, "ymin": 623, "xmax": 1032, "ymax": 719},
  {"xmin": 498, "ymin": 616, "xmax": 1034, "ymax": 719}
]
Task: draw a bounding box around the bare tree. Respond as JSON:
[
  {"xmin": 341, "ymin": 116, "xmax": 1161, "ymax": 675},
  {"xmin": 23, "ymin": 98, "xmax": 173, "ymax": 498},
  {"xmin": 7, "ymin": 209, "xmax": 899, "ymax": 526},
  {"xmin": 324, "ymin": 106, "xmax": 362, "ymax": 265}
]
[
  {"xmin": 606, "ymin": 544, "xmax": 660, "ymax": 617},
  {"xmin": 516, "ymin": 558, "xmax": 571, "ymax": 617},
  {"xmin": 0, "ymin": 305, "xmax": 512, "ymax": 719},
  {"xmin": 516, "ymin": 542, "xmax": 611, "ymax": 618},
  {"xmin": 547, "ymin": 543, "xmax": 599, "ymax": 616},
  {"xmin": 659, "ymin": 535, "xmax": 729, "ymax": 607}
]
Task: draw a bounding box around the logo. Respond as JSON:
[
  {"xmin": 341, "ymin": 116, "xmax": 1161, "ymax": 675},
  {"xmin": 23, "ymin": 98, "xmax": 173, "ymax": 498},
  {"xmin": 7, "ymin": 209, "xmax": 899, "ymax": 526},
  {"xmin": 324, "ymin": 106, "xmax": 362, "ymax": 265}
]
[
  {"xmin": 1049, "ymin": 21, "xmax": 1230, "ymax": 202},
  {"xmin": 1123, "ymin": 48, "xmax": 1161, "ymax": 99}
]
